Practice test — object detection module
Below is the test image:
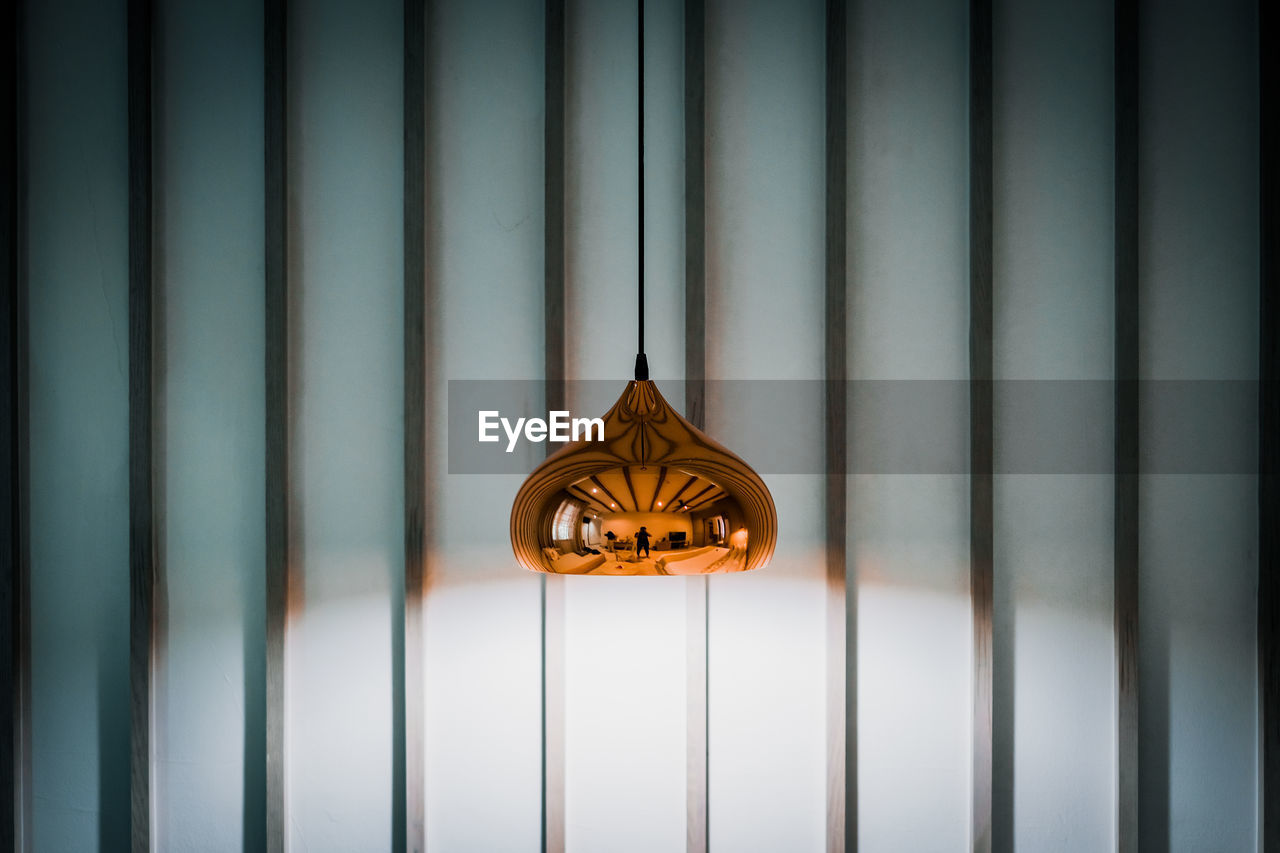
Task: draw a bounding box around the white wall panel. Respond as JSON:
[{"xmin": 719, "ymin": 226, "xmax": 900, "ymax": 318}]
[
  {"xmin": 561, "ymin": 0, "xmax": 689, "ymax": 849},
  {"xmin": 1139, "ymin": 0, "xmax": 1259, "ymax": 848},
  {"xmin": 564, "ymin": 0, "xmax": 683, "ymax": 386},
  {"xmin": 288, "ymin": 0, "xmax": 403, "ymax": 847},
  {"xmin": 847, "ymin": 0, "xmax": 972, "ymax": 849},
  {"xmin": 562, "ymin": 577, "xmax": 687, "ymax": 851},
  {"xmin": 26, "ymin": 0, "xmax": 131, "ymax": 849},
  {"xmin": 992, "ymin": 0, "xmax": 1116, "ymax": 847},
  {"xmin": 155, "ymin": 1, "xmax": 265, "ymax": 848},
  {"xmin": 705, "ymin": 0, "xmax": 826, "ymax": 849},
  {"xmin": 424, "ymin": 0, "xmax": 546, "ymax": 848}
]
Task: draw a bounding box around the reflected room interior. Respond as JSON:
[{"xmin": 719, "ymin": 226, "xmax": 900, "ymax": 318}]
[{"xmin": 537, "ymin": 465, "xmax": 749, "ymax": 575}]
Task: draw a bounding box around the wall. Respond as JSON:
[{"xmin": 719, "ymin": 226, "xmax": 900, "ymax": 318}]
[
  {"xmin": 424, "ymin": 0, "xmax": 546, "ymax": 848},
  {"xmin": 1138, "ymin": 0, "xmax": 1260, "ymax": 847},
  {"xmin": 155, "ymin": 0, "xmax": 265, "ymax": 847},
  {"xmin": 28, "ymin": 0, "xmax": 130, "ymax": 848},
  {"xmin": 600, "ymin": 512, "xmax": 693, "ymax": 545},
  {"xmin": 704, "ymin": 1, "xmax": 828, "ymax": 846},
  {"xmin": 992, "ymin": 0, "xmax": 1116, "ymax": 846},
  {"xmin": 561, "ymin": 1, "xmax": 689, "ymax": 846},
  {"xmin": 16, "ymin": 0, "xmax": 1262, "ymax": 851},
  {"xmin": 848, "ymin": 0, "xmax": 972, "ymax": 846}
]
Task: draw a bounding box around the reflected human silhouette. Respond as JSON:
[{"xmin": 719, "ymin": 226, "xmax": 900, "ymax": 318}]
[{"xmin": 635, "ymin": 526, "xmax": 650, "ymax": 557}]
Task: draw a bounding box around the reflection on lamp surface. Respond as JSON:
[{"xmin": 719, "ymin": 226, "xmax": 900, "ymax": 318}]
[{"xmin": 510, "ymin": 379, "xmax": 776, "ymax": 576}]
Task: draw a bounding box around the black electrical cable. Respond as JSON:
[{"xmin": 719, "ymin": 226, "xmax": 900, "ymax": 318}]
[{"xmin": 634, "ymin": 0, "xmax": 650, "ymax": 381}]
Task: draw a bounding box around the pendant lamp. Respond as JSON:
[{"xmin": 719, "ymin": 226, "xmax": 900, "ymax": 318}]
[{"xmin": 509, "ymin": 0, "xmax": 776, "ymax": 576}]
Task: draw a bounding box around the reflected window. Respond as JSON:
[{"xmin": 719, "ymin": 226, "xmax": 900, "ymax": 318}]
[{"xmin": 551, "ymin": 500, "xmax": 578, "ymax": 543}]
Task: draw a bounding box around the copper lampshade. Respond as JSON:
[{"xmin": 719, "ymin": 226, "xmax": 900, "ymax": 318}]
[{"xmin": 510, "ymin": 379, "xmax": 776, "ymax": 576}]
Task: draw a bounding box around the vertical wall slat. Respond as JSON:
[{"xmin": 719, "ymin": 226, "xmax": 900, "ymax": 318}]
[
  {"xmin": 127, "ymin": 0, "xmax": 156, "ymax": 848},
  {"xmin": 0, "ymin": 4, "xmax": 15, "ymax": 842},
  {"xmin": 684, "ymin": 0, "xmax": 705, "ymax": 431},
  {"xmin": 1138, "ymin": 1, "xmax": 1256, "ymax": 845},
  {"xmin": 263, "ymin": 0, "xmax": 289, "ymax": 849},
  {"xmin": 29, "ymin": 0, "xmax": 131, "ymax": 842},
  {"xmin": 544, "ymin": 0, "xmax": 565, "ymax": 411},
  {"xmin": 990, "ymin": 0, "xmax": 1116, "ymax": 844},
  {"xmin": 1261, "ymin": 0, "xmax": 1278, "ymax": 846},
  {"xmin": 685, "ymin": 579, "xmax": 708, "ymax": 853},
  {"xmin": 847, "ymin": 0, "xmax": 970, "ymax": 844},
  {"xmin": 2, "ymin": 0, "xmax": 31, "ymax": 845},
  {"xmin": 154, "ymin": 1, "xmax": 267, "ymax": 843},
  {"xmin": 1114, "ymin": 0, "xmax": 1140, "ymax": 849},
  {"xmin": 402, "ymin": 1, "xmax": 426, "ymax": 851},
  {"xmin": 289, "ymin": 0, "xmax": 403, "ymax": 838},
  {"xmin": 542, "ymin": 0, "xmax": 566, "ymax": 850},
  {"xmin": 968, "ymin": 0, "xmax": 994, "ymax": 847},
  {"xmin": 403, "ymin": 0, "xmax": 427, "ymax": 850},
  {"xmin": 541, "ymin": 577, "xmax": 565, "ymax": 853},
  {"xmin": 683, "ymin": 2, "xmax": 708, "ymax": 851},
  {"xmin": 824, "ymin": 0, "xmax": 850, "ymax": 851}
]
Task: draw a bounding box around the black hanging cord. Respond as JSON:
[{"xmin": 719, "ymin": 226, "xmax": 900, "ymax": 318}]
[{"xmin": 634, "ymin": 0, "xmax": 650, "ymax": 380}]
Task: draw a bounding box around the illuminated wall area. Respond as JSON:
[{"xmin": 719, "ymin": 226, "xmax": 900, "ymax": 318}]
[{"xmin": 4, "ymin": 0, "xmax": 1271, "ymax": 851}]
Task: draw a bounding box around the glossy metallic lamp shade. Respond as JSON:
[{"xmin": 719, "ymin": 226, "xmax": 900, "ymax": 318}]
[{"xmin": 511, "ymin": 380, "xmax": 777, "ymax": 576}]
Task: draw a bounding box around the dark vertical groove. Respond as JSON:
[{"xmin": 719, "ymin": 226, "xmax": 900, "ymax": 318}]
[
  {"xmin": 684, "ymin": 0, "xmax": 705, "ymax": 432},
  {"xmin": 982, "ymin": 3, "xmax": 1010, "ymax": 849},
  {"xmin": 1260, "ymin": 0, "xmax": 1277, "ymax": 847},
  {"xmin": 3, "ymin": 0, "xmax": 31, "ymax": 846},
  {"xmin": 544, "ymin": 0, "xmax": 565, "ymax": 414},
  {"xmin": 401, "ymin": 0, "xmax": 427, "ymax": 850},
  {"xmin": 823, "ymin": 1, "xmax": 851, "ymax": 852},
  {"xmin": 968, "ymin": 0, "xmax": 994, "ymax": 848},
  {"xmin": 540, "ymin": 576, "xmax": 565, "ymax": 853},
  {"xmin": 542, "ymin": 1, "xmax": 566, "ymax": 851},
  {"xmin": 0, "ymin": 6, "xmax": 15, "ymax": 846},
  {"xmin": 1114, "ymin": 0, "xmax": 1140, "ymax": 850},
  {"xmin": 264, "ymin": 0, "xmax": 289, "ymax": 849},
  {"xmin": 683, "ymin": 2, "xmax": 708, "ymax": 852},
  {"xmin": 127, "ymin": 0, "xmax": 155, "ymax": 849}
]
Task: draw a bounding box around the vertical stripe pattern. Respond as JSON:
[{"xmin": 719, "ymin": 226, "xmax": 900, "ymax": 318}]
[
  {"xmin": 127, "ymin": 0, "xmax": 156, "ymax": 848},
  {"xmin": 968, "ymin": 0, "xmax": 994, "ymax": 848},
  {"xmin": 263, "ymin": 0, "xmax": 289, "ymax": 849},
  {"xmin": 403, "ymin": 0, "xmax": 427, "ymax": 850},
  {"xmin": 1114, "ymin": 0, "xmax": 1140, "ymax": 849},
  {"xmin": 1260, "ymin": 0, "xmax": 1278, "ymax": 847},
  {"xmin": 2, "ymin": 0, "xmax": 31, "ymax": 845},
  {"xmin": 2, "ymin": 3, "xmax": 1273, "ymax": 850},
  {"xmin": 542, "ymin": 0, "xmax": 566, "ymax": 850},
  {"xmin": 685, "ymin": 580, "xmax": 708, "ymax": 853},
  {"xmin": 544, "ymin": 0, "xmax": 565, "ymax": 411},
  {"xmin": 684, "ymin": 0, "xmax": 705, "ymax": 433},
  {"xmin": 824, "ymin": 1, "xmax": 851, "ymax": 852},
  {"xmin": 683, "ymin": 1, "xmax": 709, "ymax": 851}
]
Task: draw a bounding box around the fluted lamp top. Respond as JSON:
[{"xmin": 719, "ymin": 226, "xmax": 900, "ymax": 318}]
[{"xmin": 510, "ymin": 379, "xmax": 777, "ymax": 576}]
